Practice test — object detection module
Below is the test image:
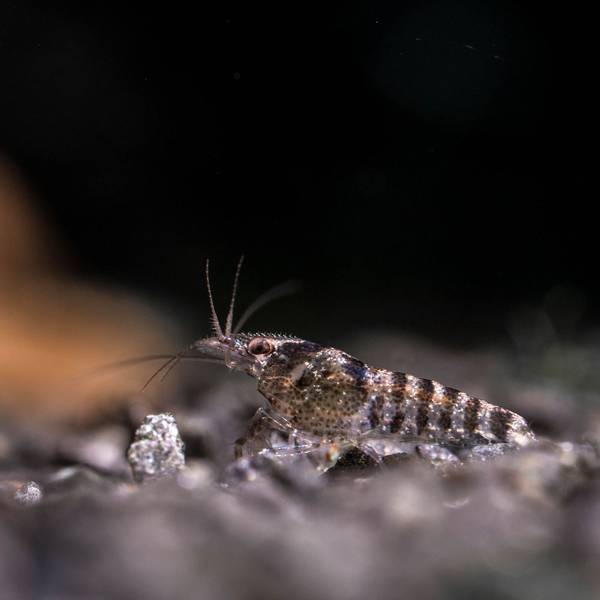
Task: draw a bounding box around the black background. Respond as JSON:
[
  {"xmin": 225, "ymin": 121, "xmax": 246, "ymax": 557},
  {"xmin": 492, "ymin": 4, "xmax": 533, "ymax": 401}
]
[{"xmin": 0, "ymin": 0, "xmax": 593, "ymax": 348}]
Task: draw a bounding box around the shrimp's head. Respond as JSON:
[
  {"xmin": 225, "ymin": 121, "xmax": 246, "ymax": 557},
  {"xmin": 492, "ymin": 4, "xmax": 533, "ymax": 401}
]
[
  {"xmin": 194, "ymin": 334, "xmax": 367, "ymax": 423},
  {"xmin": 193, "ymin": 333, "xmax": 318, "ymax": 378}
]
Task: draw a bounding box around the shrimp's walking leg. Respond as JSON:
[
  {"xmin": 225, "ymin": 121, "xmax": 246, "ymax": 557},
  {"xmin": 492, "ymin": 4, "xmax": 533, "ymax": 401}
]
[
  {"xmin": 234, "ymin": 407, "xmax": 293, "ymax": 458},
  {"xmin": 234, "ymin": 407, "xmax": 345, "ymax": 470}
]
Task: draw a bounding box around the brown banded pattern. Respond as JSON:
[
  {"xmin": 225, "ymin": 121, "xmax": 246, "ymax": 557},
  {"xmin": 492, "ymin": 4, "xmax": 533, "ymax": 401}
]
[
  {"xmin": 250, "ymin": 339, "xmax": 536, "ymax": 449},
  {"xmin": 416, "ymin": 378, "xmax": 435, "ymax": 436}
]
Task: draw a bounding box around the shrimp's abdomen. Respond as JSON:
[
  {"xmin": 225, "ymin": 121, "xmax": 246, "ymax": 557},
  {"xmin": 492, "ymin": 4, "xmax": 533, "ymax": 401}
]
[{"xmin": 354, "ymin": 369, "xmax": 535, "ymax": 446}]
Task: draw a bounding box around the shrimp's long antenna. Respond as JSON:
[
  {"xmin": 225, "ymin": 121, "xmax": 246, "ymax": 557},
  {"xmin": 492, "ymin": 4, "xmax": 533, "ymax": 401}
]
[
  {"xmin": 141, "ymin": 343, "xmax": 197, "ymax": 391},
  {"xmin": 232, "ymin": 279, "xmax": 300, "ymax": 335},
  {"xmin": 206, "ymin": 259, "xmax": 223, "ymax": 338},
  {"xmin": 225, "ymin": 255, "xmax": 244, "ymax": 337},
  {"xmin": 72, "ymin": 353, "xmax": 226, "ymax": 384}
]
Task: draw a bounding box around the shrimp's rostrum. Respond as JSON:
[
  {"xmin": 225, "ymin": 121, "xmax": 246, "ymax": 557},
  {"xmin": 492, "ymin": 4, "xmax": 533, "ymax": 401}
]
[{"xmin": 152, "ymin": 260, "xmax": 536, "ymax": 463}]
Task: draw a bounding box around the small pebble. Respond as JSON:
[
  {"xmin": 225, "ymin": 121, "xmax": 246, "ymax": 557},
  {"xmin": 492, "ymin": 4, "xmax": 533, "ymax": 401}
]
[
  {"xmin": 12, "ymin": 481, "xmax": 43, "ymax": 506},
  {"xmin": 127, "ymin": 413, "xmax": 186, "ymax": 484}
]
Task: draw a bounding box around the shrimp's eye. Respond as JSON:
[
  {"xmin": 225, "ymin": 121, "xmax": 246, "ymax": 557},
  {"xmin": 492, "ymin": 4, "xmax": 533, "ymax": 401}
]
[{"xmin": 247, "ymin": 337, "xmax": 273, "ymax": 356}]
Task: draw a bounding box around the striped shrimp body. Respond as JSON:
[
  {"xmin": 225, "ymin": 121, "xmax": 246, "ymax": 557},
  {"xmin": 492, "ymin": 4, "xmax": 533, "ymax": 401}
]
[
  {"xmin": 194, "ymin": 333, "xmax": 536, "ymax": 461},
  {"xmin": 153, "ymin": 259, "xmax": 537, "ymax": 465}
]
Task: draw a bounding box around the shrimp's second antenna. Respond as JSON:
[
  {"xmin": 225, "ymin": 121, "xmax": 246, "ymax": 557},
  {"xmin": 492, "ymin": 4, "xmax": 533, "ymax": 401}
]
[
  {"xmin": 151, "ymin": 259, "xmax": 537, "ymax": 464},
  {"xmin": 141, "ymin": 256, "xmax": 245, "ymax": 390}
]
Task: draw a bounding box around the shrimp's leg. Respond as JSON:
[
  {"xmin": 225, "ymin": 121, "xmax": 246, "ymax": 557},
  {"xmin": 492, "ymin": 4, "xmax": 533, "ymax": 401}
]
[
  {"xmin": 234, "ymin": 407, "xmax": 345, "ymax": 470},
  {"xmin": 234, "ymin": 407, "xmax": 293, "ymax": 458}
]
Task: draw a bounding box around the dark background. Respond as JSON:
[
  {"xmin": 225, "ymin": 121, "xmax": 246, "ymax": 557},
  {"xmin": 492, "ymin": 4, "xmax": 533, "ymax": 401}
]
[{"xmin": 0, "ymin": 0, "xmax": 593, "ymax": 348}]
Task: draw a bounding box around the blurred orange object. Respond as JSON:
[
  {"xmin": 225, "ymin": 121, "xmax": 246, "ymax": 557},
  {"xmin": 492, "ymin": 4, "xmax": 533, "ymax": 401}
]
[{"xmin": 0, "ymin": 155, "xmax": 178, "ymax": 423}]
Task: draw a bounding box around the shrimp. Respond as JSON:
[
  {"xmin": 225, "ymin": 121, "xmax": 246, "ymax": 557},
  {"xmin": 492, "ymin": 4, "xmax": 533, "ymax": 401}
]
[{"xmin": 149, "ymin": 259, "xmax": 536, "ymax": 465}]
